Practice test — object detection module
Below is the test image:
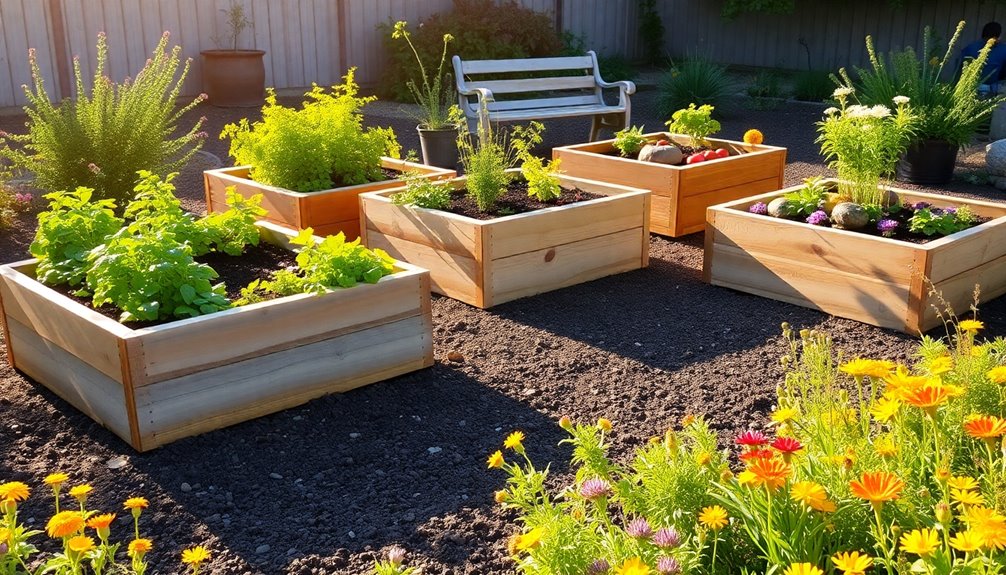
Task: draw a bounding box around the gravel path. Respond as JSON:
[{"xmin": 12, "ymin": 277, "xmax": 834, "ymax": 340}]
[{"xmin": 2, "ymin": 89, "xmax": 1006, "ymax": 574}]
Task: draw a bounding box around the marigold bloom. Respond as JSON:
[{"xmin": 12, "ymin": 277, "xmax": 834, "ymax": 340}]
[
  {"xmin": 512, "ymin": 527, "xmax": 544, "ymax": 552},
  {"xmin": 743, "ymin": 129, "xmax": 764, "ymax": 145},
  {"xmin": 503, "ymin": 431, "xmax": 525, "ymax": 451},
  {"xmin": 698, "ymin": 505, "xmax": 728, "ymax": 530},
  {"xmin": 831, "ymin": 551, "xmax": 872, "ymax": 575},
  {"xmin": 951, "ymin": 488, "xmax": 984, "ymax": 507},
  {"xmin": 597, "ymin": 418, "xmax": 612, "ymax": 432},
  {"xmin": 850, "ymin": 471, "xmax": 904, "ymax": 510},
  {"xmin": 494, "ymin": 490, "xmax": 508, "ymax": 504},
  {"xmin": 840, "ymin": 358, "xmax": 895, "ymax": 379},
  {"xmin": 123, "ymin": 497, "xmax": 148, "ymax": 511},
  {"xmin": 128, "ymin": 538, "xmax": 153, "ymax": 556},
  {"xmin": 900, "ymin": 528, "xmax": 940, "ymax": 557},
  {"xmin": 883, "ymin": 365, "xmax": 928, "ymax": 392},
  {"xmin": 949, "ymin": 530, "xmax": 983, "ymax": 552},
  {"xmin": 0, "ymin": 482, "xmax": 30, "ymax": 502},
  {"xmin": 68, "ymin": 484, "xmax": 92, "ymax": 501},
  {"xmin": 181, "ymin": 546, "xmax": 211, "ymax": 565},
  {"xmin": 783, "ymin": 563, "xmax": 823, "ymax": 575},
  {"xmin": 44, "ymin": 473, "xmax": 69, "ymax": 488},
  {"xmin": 46, "ymin": 511, "xmax": 85, "ymax": 538},
  {"xmin": 735, "ymin": 430, "xmax": 769, "ymax": 447},
  {"xmin": 977, "ymin": 523, "xmax": 1006, "ymax": 551},
  {"xmin": 947, "ymin": 476, "xmax": 979, "ymax": 491},
  {"xmin": 67, "ymin": 535, "xmax": 95, "ymax": 554},
  {"xmin": 486, "ymin": 450, "xmax": 505, "ymax": 469},
  {"xmin": 791, "ymin": 481, "xmax": 836, "ymax": 512},
  {"xmin": 987, "ymin": 366, "xmax": 1006, "ymax": 384},
  {"xmin": 926, "ymin": 356, "xmax": 954, "ymax": 375},
  {"xmin": 964, "ymin": 415, "xmax": 1006, "ymax": 439},
  {"xmin": 615, "ymin": 557, "xmax": 650, "ymax": 575},
  {"xmin": 738, "ymin": 457, "xmax": 791, "ymax": 490},
  {"xmin": 959, "ymin": 319, "xmax": 984, "ymax": 333},
  {"xmin": 86, "ymin": 513, "xmax": 115, "ymax": 530},
  {"xmin": 770, "ymin": 407, "xmax": 799, "ymax": 424},
  {"xmin": 899, "ymin": 381, "xmax": 960, "ymax": 415}
]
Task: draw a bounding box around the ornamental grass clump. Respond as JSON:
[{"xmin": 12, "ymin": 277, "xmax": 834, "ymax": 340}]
[
  {"xmin": 221, "ymin": 69, "xmax": 401, "ymax": 193},
  {"xmin": 487, "ymin": 316, "xmax": 1006, "ymax": 574},
  {"xmin": 0, "ymin": 32, "xmax": 206, "ymax": 207}
]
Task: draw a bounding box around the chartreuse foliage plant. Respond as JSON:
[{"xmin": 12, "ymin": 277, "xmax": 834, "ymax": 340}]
[
  {"xmin": 665, "ymin": 104, "xmax": 721, "ymax": 147},
  {"xmin": 488, "ymin": 318, "xmax": 1006, "ymax": 574},
  {"xmin": 0, "ymin": 473, "xmax": 210, "ymax": 575},
  {"xmin": 221, "ymin": 69, "xmax": 401, "ymax": 193},
  {"xmin": 613, "ymin": 125, "xmax": 648, "ymax": 157},
  {"xmin": 391, "ymin": 176, "xmax": 453, "ymax": 210},
  {"xmin": 29, "ymin": 188, "xmax": 124, "ymax": 286},
  {"xmin": 0, "ymin": 32, "xmax": 205, "ymax": 207},
  {"xmin": 511, "ymin": 122, "xmax": 562, "ymax": 202}
]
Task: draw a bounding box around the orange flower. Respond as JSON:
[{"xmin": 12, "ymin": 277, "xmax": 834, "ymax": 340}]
[
  {"xmin": 850, "ymin": 471, "xmax": 904, "ymax": 511},
  {"xmin": 597, "ymin": 418, "xmax": 613, "ymax": 432},
  {"xmin": 67, "ymin": 535, "xmax": 95, "ymax": 554},
  {"xmin": 86, "ymin": 513, "xmax": 116, "ymax": 530},
  {"xmin": 129, "ymin": 538, "xmax": 153, "ymax": 556},
  {"xmin": 0, "ymin": 482, "xmax": 30, "ymax": 503},
  {"xmin": 898, "ymin": 380, "xmax": 960, "ymax": 415},
  {"xmin": 964, "ymin": 415, "xmax": 1006, "ymax": 439},
  {"xmin": 123, "ymin": 497, "xmax": 148, "ymax": 511},
  {"xmin": 743, "ymin": 129, "xmax": 764, "ymax": 145},
  {"xmin": 46, "ymin": 511, "xmax": 85, "ymax": 538},
  {"xmin": 738, "ymin": 457, "xmax": 791, "ymax": 491},
  {"xmin": 882, "ymin": 365, "xmax": 928, "ymax": 392}
]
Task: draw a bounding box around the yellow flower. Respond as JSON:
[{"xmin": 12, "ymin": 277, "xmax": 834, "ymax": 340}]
[
  {"xmin": 770, "ymin": 407, "xmax": 799, "ymax": 424},
  {"xmin": 123, "ymin": 497, "xmax": 148, "ymax": 511},
  {"xmin": 870, "ymin": 396, "xmax": 901, "ymax": 423},
  {"xmin": 181, "ymin": 546, "xmax": 211, "ymax": 565},
  {"xmin": 949, "ymin": 530, "xmax": 983, "ymax": 552},
  {"xmin": 840, "ymin": 358, "xmax": 895, "ymax": 379},
  {"xmin": 790, "ymin": 481, "xmax": 836, "ymax": 512},
  {"xmin": 494, "ymin": 490, "xmax": 508, "ymax": 504},
  {"xmin": 129, "ymin": 538, "xmax": 153, "ymax": 556},
  {"xmin": 68, "ymin": 484, "xmax": 92, "ymax": 502},
  {"xmin": 874, "ymin": 435, "xmax": 898, "ymax": 457},
  {"xmin": 597, "ymin": 418, "xmax": 612, "ymax": 432},
  {"xmin": 46, "ymin": 511, "xmax": 85, "ymax": 538},
  {"xmin": 44, "ymin": 473, "xmax": 69, "ymax": 488},
  {"xmin": 783, "ymin": 563, "xmax": 823, "ymax": 575},
  {"xmin": 698, "ymin": 505, "xmax": 729, "ymax": 530},
  {"xmin": 831, "ymin": 551, "xmax": 872, "ymax": 575},
  {"xmin": 615, "ymin": 557, "xmax": 651, "ymax": 575},
  {"xmin": 503, "ymin": 431, "xmax": 525, "ymax": 452},
  {"xmin": 987, "ymin": 366, "xmax": 1006, "ymax": 384},
  {"xmin": 951, "ymin": 488, "xmax": 984, "ymax": 507},
  {"xmin": 0, "ymin": 481, "xmax": 30, "ymax": 502},
  {"xmin": 696, "ymin": 452, "xmax": 712, "ymax": 465},
  {"xmin": 486, "ymin": 450, "xmax": 505, "ymax": 469},
  {"xmin": 926, "ymin": 356, "xmax": 953, "ymax": 375},
  {"xmin": 959, "ymin": 319, "xmax": 984, "ymax": 333},
  {"xmin": 900, "ymin": 528, "xmax": 940, "ymax": 557},
  {"xmin": 512, "ymin": 527, "xmax": 545, "ymax": 552},
  {"xmin": 743, "ymin": 129, "xmax": 764, "ymax": 145},
  {"xmin": 947, "ymin": 476, "xmax": 979, "ymax": 491},
  {"xmin": 963, "ymin": 506, "xmax": 1006, "ymax": 550},
  {"xmin": 883, "ymin": 365, "xmax": 929, "ymax": 392},
  {"xmin": 67, "ymin": 535, "xmax": 95, "ymax": 554}
]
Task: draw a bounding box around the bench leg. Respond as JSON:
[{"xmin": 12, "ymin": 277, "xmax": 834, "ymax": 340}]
[{"xmin": 590, "ymin": 113, "xmax": 628, "ymax": 142}]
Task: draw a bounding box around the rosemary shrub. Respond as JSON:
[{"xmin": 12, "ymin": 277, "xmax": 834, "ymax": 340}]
[
  {"xmin": 456, "ymin": 110, "xmax": 519, "ymax": 212},
  {"xmin": 0, "ymin": 32, "xmax": 206, "ymax": 207}
]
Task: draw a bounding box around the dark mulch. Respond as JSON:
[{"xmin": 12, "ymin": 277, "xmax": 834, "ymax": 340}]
[
  {"xmin": 3, "ymin": 92, "xmax": 1006, "ymax": 575},
  {"xmin": 445, "ymin": 181, "xmax": 602, "ymax": 220}
]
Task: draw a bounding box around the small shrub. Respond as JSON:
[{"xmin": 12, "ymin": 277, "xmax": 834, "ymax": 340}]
[
  {"xmin": 747, "ymin": 69, "xmax": 783, "ymax": 99},
  {"xmin": 0, "ymin": 32, "xmax": 205, "ymax": 207},
  {"xmin": 657, "ymin": 58, "xmax": 734, "ymax": 117},
  {"xmin": 456, "ymin": 106, "xmax": 519, "ymax": 212},
  {"xmin": 221, "ymin": 69, "xmax": 400, "ymax": 193},
  {"xmin": 792, "ymin": 70, "xmax": 835, "ymax": 102},
  {"xmin": 512, "ymin": 122, "xmax": 562, "ymax": 202},
  {"xmin": 392, "ymin": 176, "xmax": 453, "ymax": 210},
  {"xmin": 613, "ymin": 125, "xmax": 648, "ymax": 157},
  {"xmin": 665, "ymin": 104, "xmax": 721, "ymax": 147}
]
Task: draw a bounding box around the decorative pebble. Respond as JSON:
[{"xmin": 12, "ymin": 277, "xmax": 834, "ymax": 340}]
[
  {"xmin": 427, "ymin": 447, "xmax": 442, "ymax": 454},
  {"xmin": 349, "ymin": 432, "xmax": 361, "ymax": 439},
  {"xmin": 269, "ymin": 473, "xmax": 283, "ymax": 480},
  {"xmin": 180, "ymin": 482, "xmax": 192, "ymax": 493},
  {"xmin": 256, "ymin": 544, "xmax": 271, "ymax": 554},
  {"xmin": 106, "ymin": 456, "xmax": 128, "ymax": 470}
]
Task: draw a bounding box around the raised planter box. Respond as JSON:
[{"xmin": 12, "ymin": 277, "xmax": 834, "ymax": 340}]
[
  {"xmin": 553, "ymin": 133, "xmax": 787, "ymax": 237},
  {"xmin": 359, "ymin": 171, "xmax": 650, "ymax": 308},
  {"xmin": 703, "ymin": 182, "xmax": 1006, "ymax": 333},
  {"xmin": 204, "ymin": 158, "xmax": 455, "ymax": 239},
  {"xmin": 0, "ymin": 222, "xmax": 434, "ymax": 451}
]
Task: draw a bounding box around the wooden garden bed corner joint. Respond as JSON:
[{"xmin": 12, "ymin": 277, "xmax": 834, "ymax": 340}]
[{"xmin": 452, "ymin": 50, "xmax": 635, "ymax": 141}]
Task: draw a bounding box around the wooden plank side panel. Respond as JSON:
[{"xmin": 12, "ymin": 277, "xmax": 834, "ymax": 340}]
[
  {"xmin": 708, "ymin": 244, "xmax": 911, "ymax": 332},
  {"xmin": 923, "ymin": 253, "xmax": 1006, "ymax": 333},
  {"xmin": 649, "ymin": 195, "xmax": 673, "ymax": 235},
  {"xmin": 365, "ymin": 232, "xmax": 480, "ymax": 306},
  {"xmin": 204, "ymin": 168, "xmax": 302, "ymax": 228},
  {"xmin": 360, "ymin": 195, "xmax": 479, "ymax": 256},
  {"xmin": 927, "ymin": 219, "xmax": 1006, "ymax": 283},
  {"xmin": 6, "ymin": 317, "xmax": 133, "ymax": 444},
  {"xmin": 553, "ymin": 147, "xmax": 677, "ymax": 196},
  {"xmin": 135, "ymin": 315, "xmax": 432, "ymax": 450},
  {"xmin": 490, "ymin": 228, "xmax": 645, "ymax": 305},
  {"xmin": 137, "ymin": 269, "xmax": 427, "ymax": 383},
  {"xmin": 674, "ymin": 176, "xmax": 783, "ymax": 236}
]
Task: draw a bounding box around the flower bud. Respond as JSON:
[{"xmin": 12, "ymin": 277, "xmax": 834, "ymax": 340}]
[
  {"xmin": 935, "ymin": 502, "xmax": 952, "ymax": 525},
  {"xmin": 558, "ymin": 416, "xmax": 573, "ymax": 431},
  {"xmin": 494, "ymin": 490, "xmax": 508, "ymax": 504},
  {"xmin": 387, "ymin": 546, "xmax": 406, "ymax": 566}
]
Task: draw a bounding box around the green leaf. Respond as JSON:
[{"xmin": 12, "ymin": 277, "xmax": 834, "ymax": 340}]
[{"xmin": 179, "ymin": 283, "xmax": 196, "ymax": 304}]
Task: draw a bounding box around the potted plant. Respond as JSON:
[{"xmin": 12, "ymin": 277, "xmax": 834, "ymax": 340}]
[
  {"xmin": 359, "ymin": 118, "xmax": 650, "ymax": 308},
  {"xmin": 0, "ymin": 173, "xmax": 434, "ymax": 451},
  {"xmin": 391, "ymin": 20, "xmax": 460, "ymax": 169},
  {"xmin": 204, "ymin": 70, "xmax": 454, "ymax": 238},
  {"xmin": 703, "ymin": 90, "xmax": 1006, "ymax": 333},
  {"xmin": 200, "ymin": 0, "xmax": 266, "ymax": 107},
  {"xmin": 553, "ymin": 104, "xmax": 787, "ymax": 237},
  {"xmin": 837, "ymin": 21, "xmax": 1005, "ymax": 185}
]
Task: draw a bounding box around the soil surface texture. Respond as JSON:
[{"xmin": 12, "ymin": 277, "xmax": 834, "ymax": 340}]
[
  {"xmin": 446, "ymin": 181, "xmax": 602, "ymax": 220},
  {"xmin": 4, "ymin": 90, "xmax": 1006, "ymax": 575}
]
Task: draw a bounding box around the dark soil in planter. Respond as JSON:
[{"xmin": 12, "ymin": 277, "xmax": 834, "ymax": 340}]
[
  {"xmin": 5, "ymin": 92, "xmax": 1006, "ymax": 575},
  {"xmin": 445, "ymin": 180, "xmax": 603, "ymax": 220}
]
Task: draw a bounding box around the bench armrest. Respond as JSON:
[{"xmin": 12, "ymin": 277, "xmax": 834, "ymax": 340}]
[{"xmin": 588, "ymin": 50, "xmax": 636, "ymax": 110}]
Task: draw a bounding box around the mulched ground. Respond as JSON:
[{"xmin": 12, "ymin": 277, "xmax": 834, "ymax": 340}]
[{"xmin": 4, "ymin": 89, "xmax": 1006, "ymax": 575}]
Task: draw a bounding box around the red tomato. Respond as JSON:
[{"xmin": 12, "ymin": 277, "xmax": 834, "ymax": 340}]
[
  {"xmin": 655, "ymin": 139, "xmax": 670, "ymax": 146},
  {"xmin": 715, "ymin": 148, "xmax": 731, "ymax": 159},
  {"xmin": 686, "ymin": 153, "xmax": 706, "ymax": 164},
  {"xmin": 702, "ymin": 150, "xmax": 718, "ymax": 161}
]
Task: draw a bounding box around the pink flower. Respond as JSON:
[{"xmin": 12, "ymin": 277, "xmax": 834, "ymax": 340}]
[
  {"xmin": 625, "ymin": 517, "xmax": 652, "ymax": 539},
  {"xmin": 580, "ymin": 478, "xmax": 611, "ymax": 501},
  {"xmin": 87, "ymin": 163, "xmax": 101, "ymax": 174},
  {"xmin": 735, "ymin": 430, "xmax": 769, "ymax": 447},
  {"xmin": 771, "ymin": 437, "xmax": 802, "ymax": 454},
  {"xmin": 653, "ymin": 527, "xmax": 680, "ymax": 548}
]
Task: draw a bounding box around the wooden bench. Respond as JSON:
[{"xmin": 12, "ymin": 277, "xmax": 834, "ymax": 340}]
[{"xmin": 452, "ymin": 50, "xmax": 635, "ymax": 141}]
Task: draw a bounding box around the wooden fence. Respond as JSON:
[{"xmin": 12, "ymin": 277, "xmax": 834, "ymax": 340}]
[{"xmin": 2, "ymin": 1, "xmax": 1006, "ymax": 109}]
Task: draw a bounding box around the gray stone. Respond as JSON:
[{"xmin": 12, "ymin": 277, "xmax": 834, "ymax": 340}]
[
  {"xmin": 256, "ymin": 544, "xmax": 271, "ymax": 554},
  {"xmin": 767, "ymin": 197, "xmax": 796, "ymax": 218},
  {"xmin": 987, "ymin": 139, "xmax": 1006, "ymax": 175},
  {"xmin": 180, "ymin": 482, "xmax": 192, "ymax": 493},
  {"xmin": 637, "ymin": 144, "xmax": 683, "ymax": 165},
  {"xmin": 831, "ymin": 202, "xmax": 869, "ymax": 229}
]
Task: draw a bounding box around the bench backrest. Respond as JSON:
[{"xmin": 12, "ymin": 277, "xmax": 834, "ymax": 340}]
[{"xmin": 452, "ymin": 53, "xmax": 604, "ymax": 117}]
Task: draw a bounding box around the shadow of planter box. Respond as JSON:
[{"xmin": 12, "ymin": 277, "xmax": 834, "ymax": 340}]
[
  {"xmin": 359, "ymin": 170, "xmax": 650, "ymax": 308},
  {"xmin": 0, "ymin": 222, "xmax": 434, "ymax": 451},
  {"xmin": 204, "ymin": 158, "xmax": 456, "ymax": 239},
  {"xmin": 703, "ymin": 180, "xmax": 1006, "ymax": 333},
  {"xmin": 553, "ymin": 133, "xmax": 787, "ymax": 237}
]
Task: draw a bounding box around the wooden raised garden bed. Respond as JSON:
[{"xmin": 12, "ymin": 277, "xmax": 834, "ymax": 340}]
[
  {"xmin": 204, "ymin": 157, "xmax": 455, "ymax": 239},
  {"xmin": 359, "ymin": 172, "xmax": 650, "ymax": 308},
  {"xmin": 0, "ymin": 222, "xmax": 434, "ymax": 451},
  {"xmin": 553, "ymin": 133, "xmax": 787, "ymax": 237},
  {"xmin": 703, "ymin": 182, "xmax": 1006, "ymax": 333}
]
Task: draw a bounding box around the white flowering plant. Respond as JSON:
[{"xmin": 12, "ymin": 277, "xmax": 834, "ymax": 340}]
[{"xmin": 816, "ymin": 89, "xmax": 917, "ymax": 204}]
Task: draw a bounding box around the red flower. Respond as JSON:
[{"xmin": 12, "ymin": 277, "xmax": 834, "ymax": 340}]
[
  {"xmin": 735, "ymin": 430, "xmax": 769, "ymax": 447},
  {"xmin": 739, "ymin": 449, "xmax": 775, "ymax": 462},
  {"xmin": 771, "ymin": 437, "xmax": 803, "ymax": 453}
]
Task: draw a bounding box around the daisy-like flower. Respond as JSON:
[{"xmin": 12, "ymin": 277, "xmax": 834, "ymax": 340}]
[
  {"xmin": 893, "ymin": 95, "xmax": 910, "ymax": 105},
  {"xmin": 947, "ymin": 475, "xmax": 979, "ymax": 491},
  {"xmin": 86, "ymin": 513, "xmax": 115, "ymax": 540},
  {"xmin": 68, "ymin": 484, "xmax": 92, "ymax": 502},
  {"xmin": 870, "ymin": 396, "xmax": 901, "ymax": 423},
  {"xmin": 614, "ymin": 557, "xmax": 650, "ymax": 575},
  {"xmin": 503, "ymin": 431, "xmax": 525, "ymax": 452},
  {"xmin": 735, "ymin": 430, "xmax": 769, "ymax": 447},
  {"xmin": 783, "ymin": 563, "xmax": 823, "ymax": 575},
  {"xmin": 738, "ymin": 457, "xmax": 791, "ymax": 491},
  {"xmin": 840, "ymin": 358, "xmax": 895, "ymax": 379},
  {"xmin": 123, "ymin": 497, "xmax": 148, "ymax": 511},
  {"xmin": 926, "ymin": 356, "xmax": 953, "ymax": 375},
  {"xmin": 949, "ymin": 530, "xmax": 983, "ymax": 552},
  {"xmin": 656, "ymin": 556, "xmax": 681, "ymax": 575},
  {"xmin": 698, "ymin": 505, "xmax": 728, "ymax": 530},
  {"xmin": 790, "ymin": 481, "xmax": 836, "ymax": 513},
  {"xmin": 874, "ymin": 435, "xmax": 898, "ymax": 458},
  {"xmin": 652, "ymin": 527, "xmax": 680, "ymax": 549},
  {"xmin": 770, "ymin": 407, "xmax": 799, "ymax": 425},
  {"xmin": 900, "ymin": 528, "xmax": 940, "ymax": 557},
  {"xmin": 181, "ymin": 546, "xmax": 211, "ymax": 566},
  {"xmin": 883, "ymin": 365, "xmax": 929, "ymax": 392},
  {"xmin": 987, "ymin": 366, "xmax": 1006, "ymax": 384},
  {"xmin": 44, "ymin": 473, "xmax": 69, "ymax": 488},
  {"xmin": 127, "ymin": 538, "xmax": 152, "ymax": 556},
  {"xmin": 580, "ymin": 478, "xmax": 612, "ymax": 501},
  {"xmin": 512, "ymin": 527, "xmax": 545, "ymax": 552},
  {"xmin": 831, "ymin": 551, "xmax": 873, "ymax": 575},
  {"xmin": 951, "ymin": 488, "xmax": 984, "ymax": 507},
  {"xmin": 625, "ymin": 518, "xmax": 653, "ymax": 539},
  {"xmin": 833, "ymin": 87, "xmax": 854, "ymax": 98},
  {"xmin": 486, "ymin": 450, "xmax": 505, "ymax": 469},
  {"xmin": 46, "ymin": 511, "xmax": 85, "ymax": 538},
  {"xmin": 964, "ymin": 415, "xmax": 1006, "ymax": 439},
  {"xmin": 850, "ymin": 471, "xmax": 904, "ymax": 511},
  {"xmin": 959, "ymin": 319, "xmax": 984, "ymax": 333},
  {"xmin": 67, "ymin": 535, "xmax": 95, "ymax": 554},
  {"xmin": 597, "ymin": 418, "xmax": 613, "ymax": 432},
  {"xmin": 0, "ymin": 482, "xmax": 30, "ymax": 503},
  {"xmin": 824, "ymin": 106, "xmax": 840, "ymax": 116},
  {"xmin": 899, "ymin": 380, "xmax": 961, "ymax": 417},
  {"xmin": 771, "ymin": 437, "xmax": 803, "ymax": 461}
]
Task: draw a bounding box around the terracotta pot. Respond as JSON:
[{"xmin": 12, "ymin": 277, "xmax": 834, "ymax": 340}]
[
  {"xmin": 895, "ymin": 139, "xmax": 958, "ymax": 185},
  {"xmin": 200, "ymin": 49, "xmax": 266, "ymax": 108}
]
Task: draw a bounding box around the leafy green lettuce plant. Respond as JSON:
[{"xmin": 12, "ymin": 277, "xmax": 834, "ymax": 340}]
[
  {"xmin": 29, "ymin": 188, "xmax": 123, "ymax": 286},
  {"xmin": 222, "ymin": 70, "xmax": 401, "ymax": 192},
  {"xmin": 391, "ymin": 176, "xmax": 453, "ymax": 210}
]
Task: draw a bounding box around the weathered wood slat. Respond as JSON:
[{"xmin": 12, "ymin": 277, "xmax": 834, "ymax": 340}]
[
  {"xmin": 468, "ymin": 75, "xmax": 597, "ymax": 94},
  {"xmin": 460, "ymin": 55, "xmax": 592, "ymax": 74}
]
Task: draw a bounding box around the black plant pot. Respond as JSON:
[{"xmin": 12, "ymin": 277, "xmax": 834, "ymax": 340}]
[
  {"xmin": 895, "ymin": 139, "xmax": 959, "ymax": 185},
  {"xmin": 418, "ymin": 126, "xmax": 459, "ymax": 170}
]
